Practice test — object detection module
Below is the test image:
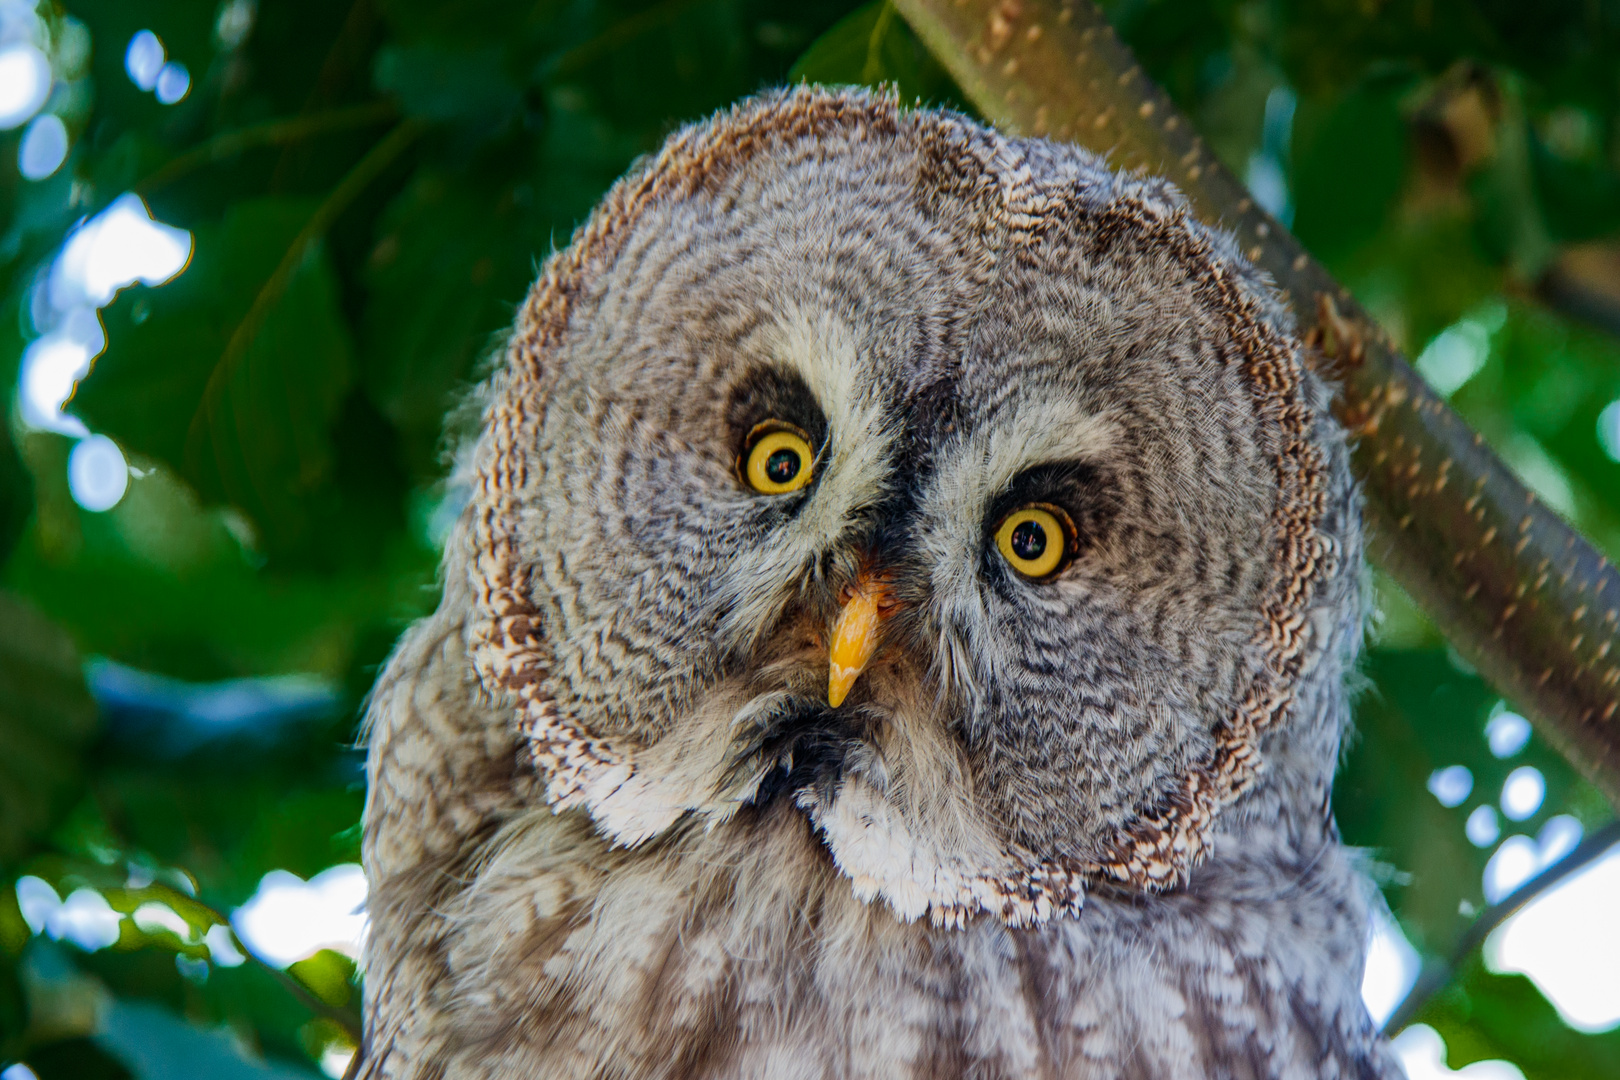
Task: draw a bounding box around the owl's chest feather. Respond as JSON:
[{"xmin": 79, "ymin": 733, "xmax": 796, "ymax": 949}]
[{"xmin": 410, "ymin": 801, "xmax": 1395, "ymax": 1080}]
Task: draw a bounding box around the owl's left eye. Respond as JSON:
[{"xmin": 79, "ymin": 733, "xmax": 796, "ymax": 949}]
[
  {"xmin": 740, "ymin": 421, "xmax": 815, "ymax": 494},
  {"xmin": 994, "ymin": 504, "xmax": 1076, "ymax": 579}
]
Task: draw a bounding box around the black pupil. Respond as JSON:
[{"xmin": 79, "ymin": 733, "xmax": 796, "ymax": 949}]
[
  {"xmin": 764, "ymin": 447, "xmax": 801, "ymax": 484},
  {"xmin": 1009, "ymin": 519, "xmax": 1047, "ymax": 561}
]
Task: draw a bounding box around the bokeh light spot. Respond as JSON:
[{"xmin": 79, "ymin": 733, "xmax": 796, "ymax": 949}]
[
  {"xmin": 216, "ymin": 0, "xmax": 256, "ymax": 48},
  {"xmin": 1485, "ymin": 710, "xmax": 1531, "ymax": 759},
  {"xmin": 205, "ymin": 923, "xmax": 247, "ymax": 967},
  {"xmin": 1391, "ymin": 1025, "xmax": 1525, "ymax": 1079},
  {"xmin": 16, "ymin": 875, "xmax": 60, "ymax": 934},
  {"xmin": 18, "ymin": 194, "xmax": 192, "ymax": 437},
  {"xmin": 1536, "ymin": 814, "xmax": 1583, "ymax": 867},
  {"xmin": 1466, "ymin": 804, "xmax": 1500, "ymax": 847},
  {"xmin": 125, "ymin": 30, "xmax": 164, "ymax": 91},
  {"xmin": 1427, "ymin": 764, "xmax": 1473, "ymax": 807},
  {"xmin": 51, "ymin": 192, "xmax": 192, "ymax": 308},
  {"xmin": 1487, "ymin": 841, "xmax": 1620, "ymax": 1032},
  {"xmin": 16, "ymin": 877, "xmax": 125, "ymax": 951},
  {"xmin": 1598, "ymin": 399, "xmax": 1620, "ymax": 463},
  {"xmin": 155, "ymin": 61, "xmax": 189, "ymax": 104},
  {"xmin": 1500, "ymin": 766, "xmax": 1545, "ymax": 821},
  {"xmin": 68, "ymin": 434, "xmax": 129, "ymax": 512},
  {"xmin": 20, "ymin": 332, "xmax": 94, "ymax": 434},
  {"xmin": 1415, "ymin": 302, "xmax": 1505, "ymax": 398},
  {"xmin": 1484, "ymin": 835, "xmax": 1539, "ymax": 902},
  {"xmin": 132, "ymin": 901, "xmax": 193, "ymax": 941},
  {"xmin": 18, "ymin": 112, "xmax": 67, "ymax": 178},
  {"xmin": 320, "ymin": 1046, "xmax": 356, "ymax": 1079},
  {"xmin": 0, "ymin": 41, "xmax": 50, "ymax": 130},
  {"xmin": 1244, "ymin": 86, "xmax": 1295, "ymax": 225},
  {"xmin": 1361, "ymin": 908, "xmax": 1419, "ymax": 1028},
  {"xmin": 232, "ymin": 864, "xmax": 367, "ymax": 968}
]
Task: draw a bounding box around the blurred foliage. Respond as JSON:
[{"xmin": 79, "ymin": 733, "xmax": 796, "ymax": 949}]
[
  {"xmin": 1415, "ymin": 955, "xmax": 1620, "ymax": 1078},
  {"xmin": 0, "ymin": 0, "xmax": 1618, "ymax": 1076}
]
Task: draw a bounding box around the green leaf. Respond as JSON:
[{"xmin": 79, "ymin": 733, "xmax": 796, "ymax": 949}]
[
  {"xmin": 73, "ymin": 200, "xmax": 355, "ymax": 558},
  {"xmin": 1, "ymin": 887, "xmax": 26, "ymax": 1061},
  {"xmin": 0, "ymin": 417, "xmax": 32, "ymax": 568},
  {"xmin": 184, "ymin": 243, "xmax": 354, "ymax": 549},
  {"xmin": 1292, "ymin": 74, "xmax": 1412, "ymax": 266},
  {"xmin": 789, "ymin": 1, "xmax": 968, "ymax": 110},
  {"xmin": 1334, "ymin": 647, "xmax": 1597, "ymax": 957},
  {"xmin": 1469, "ymin": 84, "xmax": 1558, "ymax": 283},
  {"xmin": 0, "ymin": 591, "xmax": 97, "ymax": 868},
  {"xmin": 0, "ymin": 165, "xmax": 77, "ymax": 296},
  {"xmin": 19, "ymin": 1039, "xmax": 133, "ymax": 1080},
  {"xmin": 360, "ymin": 170, "xmax": 535, "ymax": 471},
  {"xmin": 1451, "ymin": 299, "xmax": 1620, "ymax": 553},
  {"xmin": 376, "ymin": 0, "xmax": 560, "ymax": 47},
  {"xmin": 7, "ymin": 3, "xmax": 1617, "ymax": 1079},
  {"xmin": 0, "ymin": 301, "xmax": 30, "ymax": 567},
  {"xmin": 95, "ymin": 998, "xmax": 319, "ymax": 1080},
  {"xmin": 1534, "ymin": 162, "xmax": 1620, "ymax": 247},
  {"xmin": 286, "ymin": 950, "xmax": 355, "ymax": 1009},
  {"xmin": 373, "ymin": 44, "xmax": 523, "ymax": 131},
  {"xmin": 789, "ymin": 2, "xmax": 887, "ymax": 84},
  {"xmin": 1415, "ymin": 955, "xmax": 1620, "ymax": 1080}
]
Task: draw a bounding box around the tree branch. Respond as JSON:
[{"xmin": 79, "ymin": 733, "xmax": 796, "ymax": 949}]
[
  {"xmin": 1537, "ymin": 243, "xmax": 1620, "ymax": 343},
  {"xmin": 893, "ymin": 0, "xmax": 1620, "ymax": 806},
  {"xmin": 1384, "ymin": 818, "xmax": 1620, "ymax": 1033}
]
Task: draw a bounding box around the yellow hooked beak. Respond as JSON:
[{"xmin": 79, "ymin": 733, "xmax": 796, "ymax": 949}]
[{"xmin": 828, "ymin": 569, "xmax": 894, "ymax": 708}]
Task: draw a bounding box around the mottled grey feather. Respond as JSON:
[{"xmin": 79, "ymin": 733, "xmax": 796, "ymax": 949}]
[{"xmin": 358, "ymin": 86, "xmax": 1401, "ymax": 1079}]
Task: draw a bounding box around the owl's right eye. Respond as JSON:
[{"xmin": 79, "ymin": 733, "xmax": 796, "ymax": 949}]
[
  {"xmin": 740, "ymin": 422, "xmax": 815, "ymax": 495},
  {"xmin": 994, "ymin": 504, "xmax": 1076, "ymax": 579}
]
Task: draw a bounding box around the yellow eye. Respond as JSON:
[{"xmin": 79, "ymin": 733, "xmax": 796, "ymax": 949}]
[
  {"xmin": 995, "ymin": 504, "xmax": 1073, "ymax": 579},
  {"xmin": 741, "ymin": 422, "xmax": 815, "ymax": 494}
]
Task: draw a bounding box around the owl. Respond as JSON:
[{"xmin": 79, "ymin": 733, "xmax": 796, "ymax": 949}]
[{"xmin": 358, "ymin": 86, "xmax": 1400, "ymax": 1079}]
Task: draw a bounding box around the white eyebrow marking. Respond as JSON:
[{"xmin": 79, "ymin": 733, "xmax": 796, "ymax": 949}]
[
  {"xmin": 767, "ymin": 304, "xmax": 897, "ymax": 543},
  {"xmin": 714, "ymin": 304, "xmax": 899, "ymax": 648},
  {"xmin": 918, "ymin": 384, "xmax": 1121, "ymax": 631},
  {"xmin": 929, "ymin": 391, "xmax": 1120, "ymax": 545}
]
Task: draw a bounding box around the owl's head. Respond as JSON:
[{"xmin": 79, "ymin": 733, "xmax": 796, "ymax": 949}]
[{"xmin": 460, "ymin": 87, "xmax": 1359, "ymax": 928}]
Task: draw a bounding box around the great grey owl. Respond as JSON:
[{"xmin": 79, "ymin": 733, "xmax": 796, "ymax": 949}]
[{"xmin": 359, "ymin": 86, "xmax": 1400, "ymax": 1079}]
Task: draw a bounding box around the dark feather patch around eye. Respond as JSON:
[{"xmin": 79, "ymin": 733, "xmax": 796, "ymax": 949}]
[
  {"xmin": 725, "ymin": 365, "xmax": 829, "ymax": 460},
  {"xmin": 985, "ymin": 460, "xmax": 1118, "ymax": 562}
]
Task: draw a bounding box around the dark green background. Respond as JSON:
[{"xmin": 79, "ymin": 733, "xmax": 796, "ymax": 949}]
[{"xmin": 2, "ymin": 0, "xmax": 1619, "ymax": 1076}]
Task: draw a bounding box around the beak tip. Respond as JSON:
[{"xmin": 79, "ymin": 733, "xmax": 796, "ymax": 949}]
[
  {"xmin": 827, "ymin": 569, "xmax": 890, "ymax": 709},
  {"xmin": 827, "ymin": 666, "xmax": 853, "ymax": 708}
]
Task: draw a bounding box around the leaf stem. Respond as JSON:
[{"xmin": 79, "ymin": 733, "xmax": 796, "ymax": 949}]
[
  {"xmin": 543, "ymin": 0, "xmax": 706, "ymax": 79},
  {"xmin": 862, "ymin": 4, "xmax": 899, "ymax": 86},
  {"xmin": 1384, "ymin": 818, "xmax": 1620, "ymax": 1033},
  {"xmin": 263, "ymin": 957, "xmax": 364, "ymax": 1042},
  {"xmin": 135, "ymin": 102, "xmax": 399, "ymax": 195},
  {"xmin": 125, "ymin": 887, "xmax": 364, "ymax": 1042},
  {"xmin": 181, "ymin": 119, "xmax": 427, "ymax": 492}
]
